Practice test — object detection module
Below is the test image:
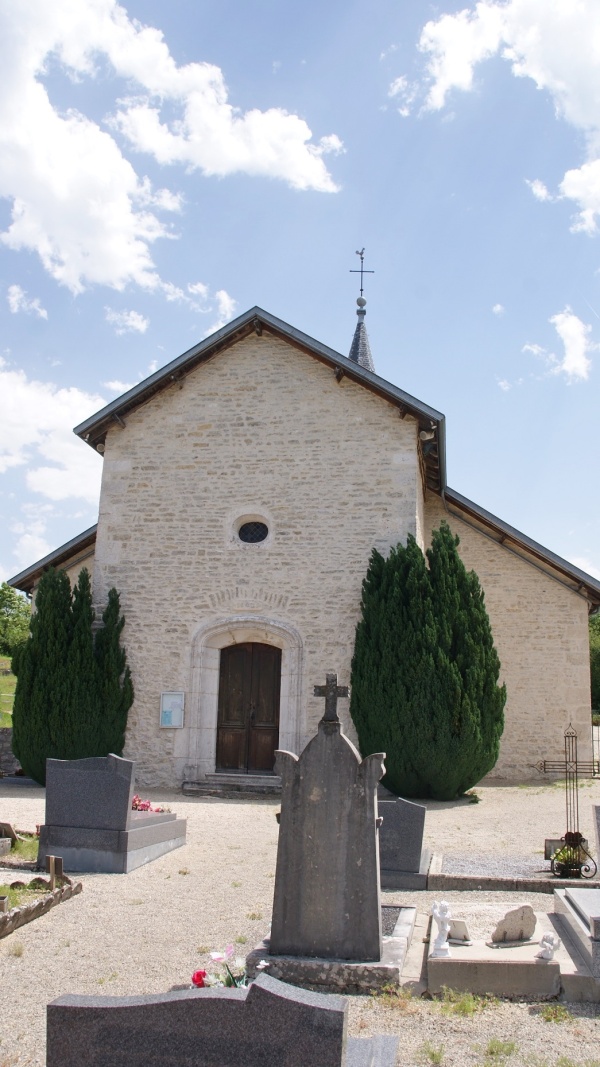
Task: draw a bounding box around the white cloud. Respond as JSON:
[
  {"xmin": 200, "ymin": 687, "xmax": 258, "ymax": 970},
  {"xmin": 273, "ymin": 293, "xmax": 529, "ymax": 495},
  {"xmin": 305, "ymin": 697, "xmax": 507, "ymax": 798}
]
[
  {"xmin": 549, "ymin": 307, "xmax": 597, "ymax": 381},
  {"xmin": 413, "ymin": 1, "xmax": 600, "ymax": 232},
  {"xmin": 203, "ymin": 290, "xmax": 237, "ymax": 336},
  {"xmin": 492, "ymin": 303, "xmax": 505, "ymax": 315},
  {"xmin": 7, "ymin": 284, "xmax": 48, "ymax": 320},
  {"xmin": 105, "ymin": 307, "xmax": 149, "ymax": 334},
  {"xmin": 388, "ymin": 76, "xmax": 419, "ymax": 117},
  {"xmin": 523, "ymin": 307, "xmax": 597, "ymax": 381},
  {"xmin": 497, "ymin": 378, "xmax": 511, "ymax": 390},
  {"xmin": 0, "ymin": 1, "xmax": 341, "ymax": 296},
  {"xmin": 103, "ymin": 379, "xmax": 135, "ymax": 393},
  {"xmin": 0, "ymin": 359, "xmax": 103, "ymax": 506}
]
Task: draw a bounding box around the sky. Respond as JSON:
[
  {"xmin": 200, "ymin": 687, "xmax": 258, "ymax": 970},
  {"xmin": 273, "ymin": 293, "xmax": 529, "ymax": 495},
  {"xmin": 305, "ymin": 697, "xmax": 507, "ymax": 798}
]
[{"xmin": 1, "ymin": 0, "xmax": 600, "ymax": 585}]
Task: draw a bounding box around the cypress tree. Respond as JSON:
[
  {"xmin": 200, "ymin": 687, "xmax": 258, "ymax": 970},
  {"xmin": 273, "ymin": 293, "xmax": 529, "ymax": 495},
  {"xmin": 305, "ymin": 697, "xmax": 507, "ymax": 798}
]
[
  {"xmin": 11, "ymin": 570, "xmax": 133, "ymax": 782},
  {"xmin": 94, "ymin": 588, "xmax": 133, "ymax": 756},
  {"xmin": 12, "ymin": 568, "xmax": 73, "ymax": 784},
  {"xmin": 350, "ymin": 523, "xmax": 506, "ymax": 800},
  {"xmin": 62, "ymin": 569, "xmax": 102, "ymax": 758}
]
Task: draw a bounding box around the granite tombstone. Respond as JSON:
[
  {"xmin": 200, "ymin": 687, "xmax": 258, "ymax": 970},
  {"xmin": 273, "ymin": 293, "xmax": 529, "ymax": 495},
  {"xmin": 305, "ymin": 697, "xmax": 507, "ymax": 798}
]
[
  {"xmin": 269, "ymin": 674, "xmax": 385, "ymax": 961},
  {"xmin": 46, "ymin": 972, "xmax": 398, "ymax": 1067},
  {"xmin": 378, "ymin": 792, "xmax": 431, "ymax": 889},
  {"xmin": 38, "ymin": 754, "xmax": 186, "ymax": 873}
]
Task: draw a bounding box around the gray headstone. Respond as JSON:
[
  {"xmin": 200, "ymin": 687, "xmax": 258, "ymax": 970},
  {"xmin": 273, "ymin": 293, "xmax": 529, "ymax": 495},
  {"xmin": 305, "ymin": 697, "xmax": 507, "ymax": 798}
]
[
  {"xmin": 270, "ymin": 717, "xmax": 385, "ymax": 962},
  {"xmin": 378, "ymin": 795, "xmax": 425, "ymax": 874},
  {"xmin": 47, "ymin": 973, "xmax": 348, "ymax": 1067},
  {"xmin": 45, "ymin": 755, "xmax": 135, "ymax": 831}
]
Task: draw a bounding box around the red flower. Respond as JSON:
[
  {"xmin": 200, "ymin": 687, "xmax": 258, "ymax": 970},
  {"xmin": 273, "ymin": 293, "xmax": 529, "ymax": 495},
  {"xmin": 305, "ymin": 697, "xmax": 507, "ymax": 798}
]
[{"xmin": 192, "ymin": 970, "xmax": 207, "ymax": 988}]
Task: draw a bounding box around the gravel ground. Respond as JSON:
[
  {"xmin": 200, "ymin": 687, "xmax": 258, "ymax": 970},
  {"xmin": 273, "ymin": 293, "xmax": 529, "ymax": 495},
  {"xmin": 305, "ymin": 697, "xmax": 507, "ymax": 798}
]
[{"xmin": 2, "ymin": 777, "xmax": 600, "ymax": 1067}]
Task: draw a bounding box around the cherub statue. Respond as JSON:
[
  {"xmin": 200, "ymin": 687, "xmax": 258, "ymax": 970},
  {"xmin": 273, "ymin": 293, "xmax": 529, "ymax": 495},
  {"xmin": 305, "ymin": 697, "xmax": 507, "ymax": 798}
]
[
  {"xmin": 431, "ymin": 900, "xmax": 452, "ymax": 958},
  {"xmin": 535, "ymin": 932, "xmax": 561, "ymax": 960}
]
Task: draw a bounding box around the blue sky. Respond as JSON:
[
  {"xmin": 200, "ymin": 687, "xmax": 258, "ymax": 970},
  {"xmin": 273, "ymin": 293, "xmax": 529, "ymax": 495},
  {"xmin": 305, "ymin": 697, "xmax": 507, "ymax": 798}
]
[{"xmin": 1, "ymin": 0, "xmax": 600, "ymax": 583}]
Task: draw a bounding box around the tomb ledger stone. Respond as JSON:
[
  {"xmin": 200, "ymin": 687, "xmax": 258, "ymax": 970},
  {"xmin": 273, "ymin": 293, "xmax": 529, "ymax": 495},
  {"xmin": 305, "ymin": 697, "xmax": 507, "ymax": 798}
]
[{"xmin": 270, "ymin": 676, "xmax": 385, "ymax": 961}]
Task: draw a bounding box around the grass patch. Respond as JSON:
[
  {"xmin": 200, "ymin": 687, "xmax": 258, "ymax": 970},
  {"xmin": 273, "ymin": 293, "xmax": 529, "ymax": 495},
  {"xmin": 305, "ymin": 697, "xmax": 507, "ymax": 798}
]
[
  {"xmin": 371, "ymin": 984, "xmax": 417, "ymax": 1012},
  {"xmin": 9, "ymin": 835, "xmax": 39, "ymax": 863},
  {"xmin": 246, "ymin": 911, "xmax": 262, "ymax": 920},
  {"xmin": 538, "ymin": 1003, "xmax": 572, "ymax": 1024},
  {"xmin": 439, "ymin": 986, "xmax": 497, "ymax": 1016},
  {"xmin": 418, "ymin": 1040, "xmax": 444, "ymax": 1064},
  {"xmin": 235, "ymin": 935, "xmax": 247, "ymax": 944},
  {"xmin": 0, "ymin": 657, "xmax": 16, "ymax": 722},
  {"xmin": 7, "ymin": 940, "xmax": 24, "ymax": 957},
  {"xmin": 484, "ymin": 1037, "xmax": 517, "ymax": 1061},
  {"xmin": 0, "ymin": 880, "xmax": 49, "ymax": 909}
]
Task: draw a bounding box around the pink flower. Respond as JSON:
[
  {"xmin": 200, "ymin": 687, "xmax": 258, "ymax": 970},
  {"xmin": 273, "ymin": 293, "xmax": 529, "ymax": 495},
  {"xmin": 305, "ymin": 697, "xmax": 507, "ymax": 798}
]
[{"xmin": 192, "ymin": 970, "xmax": 207, "ymax": 988}]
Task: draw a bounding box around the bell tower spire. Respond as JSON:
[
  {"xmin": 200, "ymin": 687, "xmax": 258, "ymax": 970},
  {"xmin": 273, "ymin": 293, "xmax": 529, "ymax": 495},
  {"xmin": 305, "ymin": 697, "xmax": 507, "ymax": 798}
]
[{"xmin": 348, "ymin": 248, "xmax": 375, "ymax": 373}]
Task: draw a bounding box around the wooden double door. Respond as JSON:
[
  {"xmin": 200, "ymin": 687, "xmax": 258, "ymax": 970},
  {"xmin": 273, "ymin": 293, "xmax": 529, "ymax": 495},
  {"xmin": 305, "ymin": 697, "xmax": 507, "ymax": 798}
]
[{"xmin": 216, "ymin": 643, "xmax": 281, "ymax": 773}]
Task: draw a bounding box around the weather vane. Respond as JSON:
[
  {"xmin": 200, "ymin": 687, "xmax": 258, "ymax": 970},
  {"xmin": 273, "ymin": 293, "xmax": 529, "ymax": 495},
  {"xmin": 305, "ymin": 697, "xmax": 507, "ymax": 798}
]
[{"xmin": 349, "ymin": 248, "xmax": 374, "ymax": 297}]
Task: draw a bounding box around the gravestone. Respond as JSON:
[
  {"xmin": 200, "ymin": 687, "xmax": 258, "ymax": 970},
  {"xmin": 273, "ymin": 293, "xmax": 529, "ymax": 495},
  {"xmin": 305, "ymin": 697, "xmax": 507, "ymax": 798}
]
[
  {"xmin": 46, "ymin": 972, "xmax": 398, "ymax": 1067},
  {"xmin": 378, "ymin": 792, "xmax": 431, "ymax": 889},
  {"xmin": 38, "ymin": 754, "xmax": 186, "ymax": 873},
  {"xmin": 269, "ymin": 674, "xmax": 385, "ymax": 961}
]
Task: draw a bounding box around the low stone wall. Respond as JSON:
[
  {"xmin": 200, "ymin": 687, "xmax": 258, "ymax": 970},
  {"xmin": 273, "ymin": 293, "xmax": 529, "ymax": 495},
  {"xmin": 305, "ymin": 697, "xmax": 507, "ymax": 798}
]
[{"xmin": 0, "ymin": 728, "xmax": 20, "ymax": 775}]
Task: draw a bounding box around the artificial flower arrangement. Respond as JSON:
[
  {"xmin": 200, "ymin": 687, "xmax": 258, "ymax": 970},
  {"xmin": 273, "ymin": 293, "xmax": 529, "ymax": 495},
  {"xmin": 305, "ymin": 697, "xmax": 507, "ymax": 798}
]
[
  {"xmin": 131, "ymin": 794, "xmax": 171, "ymax": 813},
  {"xmin": 191, "ymin": 945, "xmax": 269, "ymax": 989}
]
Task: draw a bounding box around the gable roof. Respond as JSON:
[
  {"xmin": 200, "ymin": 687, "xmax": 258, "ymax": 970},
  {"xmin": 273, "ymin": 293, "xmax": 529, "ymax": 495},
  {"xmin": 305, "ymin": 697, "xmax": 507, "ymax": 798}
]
[
  {"xmin": 73, "ymin": 306, "xmax": 446, "ymax": 494},
  {"xmin": 9, "ymin": 307, "xmax": 600, "ymax": 609}
]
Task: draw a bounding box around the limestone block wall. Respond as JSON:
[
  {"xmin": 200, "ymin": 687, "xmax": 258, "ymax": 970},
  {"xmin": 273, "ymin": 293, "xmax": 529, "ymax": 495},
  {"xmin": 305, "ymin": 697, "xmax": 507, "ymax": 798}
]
[
  {"xmin": 93, "ymin": 333, "xmax": 424, "ymax": 787},
  {"xmin": 424, "ymin": 495, "xmax": 592, "ymax": 780}
]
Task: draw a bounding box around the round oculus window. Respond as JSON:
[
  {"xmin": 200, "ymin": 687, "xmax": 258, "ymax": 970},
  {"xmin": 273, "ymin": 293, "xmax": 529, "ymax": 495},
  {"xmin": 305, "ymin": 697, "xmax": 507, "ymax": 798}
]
[{"xmin": 238, "ymin": 521, "xmax": 269, "ymax": 544}]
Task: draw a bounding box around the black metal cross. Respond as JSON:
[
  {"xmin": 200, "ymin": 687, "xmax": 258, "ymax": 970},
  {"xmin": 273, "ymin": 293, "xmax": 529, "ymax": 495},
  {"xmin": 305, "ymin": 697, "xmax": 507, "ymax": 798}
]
[
  {"xmin": 314, "ymin": 672, "xmax": 349, "ymax": 722},
  {"xmin": 349, "ymin": 248, "xmax": 374, "ymax": 297},
  {"xmin": 537, "ymin": 724, "xmax": 598, "ymax": 878}
]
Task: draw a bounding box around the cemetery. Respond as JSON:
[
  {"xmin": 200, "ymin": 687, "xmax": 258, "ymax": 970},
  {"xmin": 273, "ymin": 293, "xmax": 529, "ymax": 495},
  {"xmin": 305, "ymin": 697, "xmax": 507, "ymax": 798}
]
[{"xmin": 3, "ymin": 691, "xmax": 600, "ymax": 1065}]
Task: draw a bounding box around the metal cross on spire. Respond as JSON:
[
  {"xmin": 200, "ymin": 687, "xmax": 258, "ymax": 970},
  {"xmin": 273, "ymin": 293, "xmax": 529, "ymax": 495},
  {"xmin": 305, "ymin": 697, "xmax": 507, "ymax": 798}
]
[
  {"xmin": 314, "ymin": 672, "xmax": 349, "ymax": 723},
  {"xmin": 349, "ymin": 248, "xmax": 374, "ymax": 297}
]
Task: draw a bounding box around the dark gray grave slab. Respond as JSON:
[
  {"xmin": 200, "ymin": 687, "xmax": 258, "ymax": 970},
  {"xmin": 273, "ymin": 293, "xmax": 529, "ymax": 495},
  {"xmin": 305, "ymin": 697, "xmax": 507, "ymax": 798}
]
[
  {"xmin": 38, "ymin": 755, "xmax": 186, "ymax": 873},
  {"xmin": 45, "ymin": 755, "xmax": 135, "ymax": 830},
  {"xmin": 378, "ymin": 793, "xmax": 431, "ymax": 889},
  {"xmin": 270, "ymin": 674, "xmax": 385, "ymax": 962},
  {"xmin": 46, "ymin": 973, "xmax": 398, "ymax": 1067}
]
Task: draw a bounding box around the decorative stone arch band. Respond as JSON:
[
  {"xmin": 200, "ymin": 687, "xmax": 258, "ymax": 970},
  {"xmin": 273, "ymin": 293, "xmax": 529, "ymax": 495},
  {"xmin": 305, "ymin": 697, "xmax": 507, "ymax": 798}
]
[{"xmin": 182, "ymin": 614, "xmax": 305, "ymax": 782}]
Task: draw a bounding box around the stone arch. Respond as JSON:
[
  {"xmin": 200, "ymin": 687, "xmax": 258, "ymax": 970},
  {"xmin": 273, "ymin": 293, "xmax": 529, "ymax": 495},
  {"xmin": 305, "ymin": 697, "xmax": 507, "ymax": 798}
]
[{"xmin": 181, "ymin": 614, "xmax": 304, "ymax": 782}]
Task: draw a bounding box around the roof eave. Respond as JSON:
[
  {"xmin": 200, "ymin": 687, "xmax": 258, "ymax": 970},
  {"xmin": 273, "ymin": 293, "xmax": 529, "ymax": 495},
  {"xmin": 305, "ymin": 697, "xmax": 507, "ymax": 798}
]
[
  {"xmin": 73, "ymin": 306, "xmax": 447, "ymax": 491},
  {"xmin": 7, "ymin": 525, "xmax": 98, "ymax": 595},
  {"xmin": 444, "ymin": 488, "xmax": 600, "ymax": 607}
]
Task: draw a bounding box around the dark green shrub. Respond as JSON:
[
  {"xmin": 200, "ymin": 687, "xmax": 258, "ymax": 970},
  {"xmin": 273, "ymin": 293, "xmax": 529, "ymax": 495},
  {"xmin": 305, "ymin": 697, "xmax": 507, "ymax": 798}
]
[
  {"xmin": 350, "ymin": 523, "xmax": 506, "ymax": 800},
  {"xmin": 11, "ymin": 567, "xmax": 133, "ymax": 784}
]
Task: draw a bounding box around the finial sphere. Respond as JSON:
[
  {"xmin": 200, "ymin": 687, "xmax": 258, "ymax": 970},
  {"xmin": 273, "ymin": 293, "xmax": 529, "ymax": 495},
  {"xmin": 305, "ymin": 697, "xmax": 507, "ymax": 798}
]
[{"xmin": 357, "ymin": 296, "xmax": 367, "ymax": 308}]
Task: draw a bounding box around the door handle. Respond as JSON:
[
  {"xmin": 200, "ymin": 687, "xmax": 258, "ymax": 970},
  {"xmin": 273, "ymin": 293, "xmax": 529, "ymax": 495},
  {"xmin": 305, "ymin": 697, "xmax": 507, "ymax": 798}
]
[{"xmin": 249, "ymin": 703, "xmax": 256, "ymax": 723}]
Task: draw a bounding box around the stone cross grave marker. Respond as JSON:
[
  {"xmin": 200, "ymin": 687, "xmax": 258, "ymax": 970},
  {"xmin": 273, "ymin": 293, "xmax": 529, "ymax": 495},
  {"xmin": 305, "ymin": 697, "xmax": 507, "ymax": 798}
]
[{"xmin": 270, "ymin": 672, "xmax": 385, "ymax": 962}]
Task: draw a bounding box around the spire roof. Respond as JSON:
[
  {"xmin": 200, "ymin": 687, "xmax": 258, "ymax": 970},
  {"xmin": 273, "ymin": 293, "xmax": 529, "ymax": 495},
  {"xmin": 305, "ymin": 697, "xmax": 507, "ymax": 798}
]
[{"xmin": 348, "ymin": 298, "xmax": 375, "ymax": 373}]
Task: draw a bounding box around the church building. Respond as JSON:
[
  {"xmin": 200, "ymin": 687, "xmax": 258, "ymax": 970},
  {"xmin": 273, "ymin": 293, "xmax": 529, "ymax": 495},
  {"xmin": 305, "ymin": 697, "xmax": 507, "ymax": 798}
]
[{"xmin": 9, "ymin": 303, "xmax": 600, "ymax": 788}]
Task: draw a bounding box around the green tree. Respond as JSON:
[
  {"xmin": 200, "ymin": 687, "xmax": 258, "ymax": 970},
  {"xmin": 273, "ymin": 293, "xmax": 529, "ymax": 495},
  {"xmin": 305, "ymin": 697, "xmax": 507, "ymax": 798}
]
[
  {"xmin": 11, "ymin": 568, "xmax": 133, "ymax": 784},
  {"xmin": 590, "ymin": 614, "xmax": 600, "ymax": 712},
  {"xmin": 350, "ymin": 523, "xmax": 506, "ymax": 800},
  {"xmin": 94, "ymin": 587, "xmax": 133, "ymax": 757},
  {"xmin": 0, "ymin": 582, "xmax": 31, "ymax": 656},
  {"xmin": 11, "ymin": 568, "xmax": 73, "ymax": 784}
]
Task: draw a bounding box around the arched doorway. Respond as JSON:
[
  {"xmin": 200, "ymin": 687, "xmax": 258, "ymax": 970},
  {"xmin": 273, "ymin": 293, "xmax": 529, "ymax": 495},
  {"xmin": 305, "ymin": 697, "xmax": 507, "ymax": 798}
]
[{"xmin": 216, "ymin": 642, "xmax": 281, "ymax": 773}]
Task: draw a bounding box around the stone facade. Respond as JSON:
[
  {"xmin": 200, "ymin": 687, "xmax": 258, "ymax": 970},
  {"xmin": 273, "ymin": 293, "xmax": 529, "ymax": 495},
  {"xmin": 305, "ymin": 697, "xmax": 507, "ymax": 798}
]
[
  {"xmin": 92, "ymin": 334, "xmax": 423, "ymax": 787},
  {"xmin": 423, "ymin": 496, "xmax": 593, "ymax": 778},
  {"xmin": 13, "ymin": 319, "xmax": 596, "ymax": 790}
]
